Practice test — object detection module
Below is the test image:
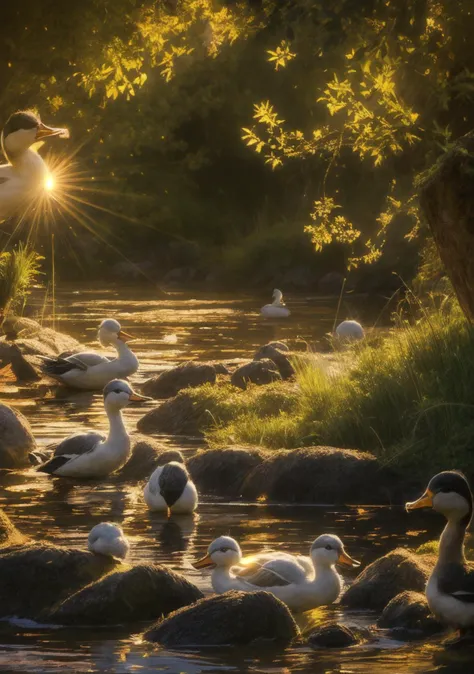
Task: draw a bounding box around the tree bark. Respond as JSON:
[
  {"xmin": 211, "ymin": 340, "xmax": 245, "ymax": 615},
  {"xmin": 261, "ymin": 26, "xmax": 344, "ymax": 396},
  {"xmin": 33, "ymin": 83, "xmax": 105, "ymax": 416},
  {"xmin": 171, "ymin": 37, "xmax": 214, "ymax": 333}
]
[{"xmin": 420, "ymin": 131, "xmax": 474, "ymax": 322}]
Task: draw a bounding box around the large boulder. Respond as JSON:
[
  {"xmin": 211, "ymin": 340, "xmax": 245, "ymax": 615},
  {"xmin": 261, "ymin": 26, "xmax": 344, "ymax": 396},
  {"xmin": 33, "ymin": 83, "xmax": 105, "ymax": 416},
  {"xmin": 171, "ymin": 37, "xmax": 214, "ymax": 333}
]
[
  {"xmin": 0, "ymin": 317, "xmax": 80, "ymax": 362},
  {"xmin": 0, "ymin": 543, "xmax": 118, "ymax": 619},
  {"xmin": 0, "ymin": 403, "xmax": 37, "ymax": 468},
  {"xmin": 48, "ymin": 564, "xmax": 203, "ymax": 625},
  {"xmin": 378, "ymin": 590, "xmax": 444, "ymax": 639},
  {"xmin": 241, "ymin": 446, "xmax": 400, "ymax": 504},
  {"xmin": 341, "ymin": 549, "xmax": 435, "ymax": 611},
  {"xmin": 114, "ymin": 435, "xmax": 184, "ymax": 481},
  {"xmin": 142, "ymin": 362, "xmax": 217, "ymax": 399},
  {"xmin": 137, "ymin": 392, "xmax": 207, "ymax": 436},
  {"xmin": 188, "ymin": 447, "xmax": 265, "ymax": 498},
  {"xmin": 145, "ymin": 590, "xmax": 299, "ymax": 647},
  {"xmin": 231, "ymin": 359, "xmax": 282, "ymax": 390},
  {"xmin": 254, "ymin": 344, "xmax": 295, "ymax": 380}
]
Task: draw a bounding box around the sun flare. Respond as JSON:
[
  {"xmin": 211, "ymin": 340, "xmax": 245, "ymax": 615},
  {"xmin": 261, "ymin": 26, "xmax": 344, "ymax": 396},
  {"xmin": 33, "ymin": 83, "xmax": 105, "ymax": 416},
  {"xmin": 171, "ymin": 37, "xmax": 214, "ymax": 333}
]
[{"xmin": 44, "ymin": 174, "xmax": 55, "ymax": 192}]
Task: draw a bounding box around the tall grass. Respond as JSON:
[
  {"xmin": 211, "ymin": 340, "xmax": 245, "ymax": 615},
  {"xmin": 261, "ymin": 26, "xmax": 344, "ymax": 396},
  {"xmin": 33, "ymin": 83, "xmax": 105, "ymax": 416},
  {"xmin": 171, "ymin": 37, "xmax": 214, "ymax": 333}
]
[
  {"xmin": 0, "ymin": 245, "xmax": 43, "ymax": 316},
  {"xmin": 201, "ymin": 296, "xmax": 474, "ymax": 477}
]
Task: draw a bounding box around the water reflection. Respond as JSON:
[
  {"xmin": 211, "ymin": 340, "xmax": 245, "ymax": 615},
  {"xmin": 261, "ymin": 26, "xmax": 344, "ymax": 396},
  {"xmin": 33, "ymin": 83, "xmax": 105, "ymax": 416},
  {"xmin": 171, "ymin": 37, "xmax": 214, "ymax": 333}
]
[{"xmin": 0, "ymin": 285, "xmax": 458, "ymax": 672}]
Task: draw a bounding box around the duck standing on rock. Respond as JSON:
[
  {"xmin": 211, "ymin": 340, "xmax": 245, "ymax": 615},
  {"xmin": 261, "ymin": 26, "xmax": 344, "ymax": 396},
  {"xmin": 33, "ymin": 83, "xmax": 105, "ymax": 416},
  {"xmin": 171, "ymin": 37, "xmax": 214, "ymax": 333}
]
[
  {"xmin": 38, "ymin": 380, "xmax": 149, "ymax": 478},
  {"xmin": 42, "ymin": 319, "xmax": 139, "ymax": 390},
  {"xmin": 144, "ymin": 461, "xmax": 198, "ymax": 515},
  {"xmin": 407, "ymin": 471, "xmax": 474, "ymax": 643},
  {"xmin": 1, "ymin": 110, "xmax": 69, "ymax": 221},
  {"xmin": 261, "ymin": 289, "xmax": 291, "ymax": 319},
  {"xmin": 193, "ymin": 533, "xmax": 359, "ymax": 612},
  {"xmin": 88, "ymin": 522, "xmax": 130, "ymax": 560}
]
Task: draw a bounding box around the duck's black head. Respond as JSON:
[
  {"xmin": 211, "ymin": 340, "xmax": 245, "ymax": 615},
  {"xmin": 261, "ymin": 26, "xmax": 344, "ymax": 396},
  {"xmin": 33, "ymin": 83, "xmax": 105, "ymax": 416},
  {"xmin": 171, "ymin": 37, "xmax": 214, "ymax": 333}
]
[
  {"xmin": 3, "ymin": 111, "xmax": 40, "ymax": 139},
  {"xmin": 407, "ymin": 470, "xmax": 473, "ymax": 527}
]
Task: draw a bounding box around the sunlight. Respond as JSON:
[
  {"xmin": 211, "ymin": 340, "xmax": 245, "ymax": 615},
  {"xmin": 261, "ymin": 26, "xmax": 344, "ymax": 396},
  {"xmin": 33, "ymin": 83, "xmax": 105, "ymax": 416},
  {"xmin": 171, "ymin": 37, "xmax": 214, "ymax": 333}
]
[{"xmin": 44, "ymin": 174, "xmax": 55, "ymax": 192}]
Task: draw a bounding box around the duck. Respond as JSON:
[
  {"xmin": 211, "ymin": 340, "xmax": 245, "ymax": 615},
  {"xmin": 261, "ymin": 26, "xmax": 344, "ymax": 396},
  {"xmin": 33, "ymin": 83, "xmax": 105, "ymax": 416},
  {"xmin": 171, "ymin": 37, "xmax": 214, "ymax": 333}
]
[
  {"xmin": 406, "ymin": 470, "xmax": 474, "ymax": 639},
  {"xmin": 193, "ymin": 533, "xmax": 360, "ymax": 612},
  {"xmin": 144, "ymin": 461, "xmax": 198, "ymax": 515},
  {"xmin": 0, "ymin": 110, "xmax": 69, "ymax": 221},
  {"xmin": 38, "ymin": 379, "xmax": 149, "ymax": 478},
  {"xmin": 88, "ymin": 522, "xmax": 130, "ymax": 560},
  {"xmin": 41, "ymin": 318, "xmax": 139, "ymax": 390},
  {"xmin": 261, "ymin": 289, "xmax": 291, "ymax": 318},
  {"xmin": 335, "ymin": 320, "xmax": 364, "ymax": 341}
]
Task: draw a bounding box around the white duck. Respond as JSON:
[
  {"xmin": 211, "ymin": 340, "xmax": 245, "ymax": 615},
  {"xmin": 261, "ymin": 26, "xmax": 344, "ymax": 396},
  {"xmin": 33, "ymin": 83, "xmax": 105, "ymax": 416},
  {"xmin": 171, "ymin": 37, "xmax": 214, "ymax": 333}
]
[
  {"xmin": 144, "ymin": 461, "xmax": 198, "ymax": 515},
  {"xmin": 335, "ymin": 320, "xmax": 364, "ymax": 341},
  {"xmin": 261, "ymin": 289, "xmax": 291, "ymax": 318},
  {"xmin": 407, "ymin": 471, "xmax": 474, "ymax": 639},
  {"xmin": 193, "ymin": 534, "xmax": 359, "ymax": 613},
  {"xmin": 0, "ymin": 110, "xmax": 69, "ymax": 221},
  {"xmin": 88, "ymin": 522, "xmax": 130, "ymax": 560},
  {"xmin": 38, "ymin": 379, "xmax": 149, "ymax": 478},
  {"xmin": 42, "ymin": 319, "xmax": 139, "ymax": 390}
]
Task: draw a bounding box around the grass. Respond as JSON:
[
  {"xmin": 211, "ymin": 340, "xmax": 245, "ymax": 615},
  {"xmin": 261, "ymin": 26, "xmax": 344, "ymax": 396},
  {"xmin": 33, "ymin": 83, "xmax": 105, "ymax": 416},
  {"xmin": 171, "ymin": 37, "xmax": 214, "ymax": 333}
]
[
  {"xmin": 188, "ymin": 295, "xmax": 474, "ymax": 478},
  {"xmin": 0, "ymin": 245, "xmax": 42, "ymax": 316}
]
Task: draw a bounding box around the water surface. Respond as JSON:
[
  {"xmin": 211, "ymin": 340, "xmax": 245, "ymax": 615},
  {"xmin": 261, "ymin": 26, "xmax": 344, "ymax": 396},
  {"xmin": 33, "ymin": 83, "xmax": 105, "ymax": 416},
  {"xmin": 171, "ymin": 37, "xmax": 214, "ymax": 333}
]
[{"xmin": 0, "ymin": 285, "xmax": 463, "ymax": 673}]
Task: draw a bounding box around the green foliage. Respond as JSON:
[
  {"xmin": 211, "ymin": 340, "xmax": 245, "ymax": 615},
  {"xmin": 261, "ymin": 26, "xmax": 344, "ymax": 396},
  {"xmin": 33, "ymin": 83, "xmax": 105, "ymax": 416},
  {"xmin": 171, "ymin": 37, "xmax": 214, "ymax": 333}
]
[
  {"xmin": 197, "ymin": 297, "xmax": 474, "ymax": 478},
  {"xmin": 0, "ymin": 245, "xmax": 43, "ymax": 314}
]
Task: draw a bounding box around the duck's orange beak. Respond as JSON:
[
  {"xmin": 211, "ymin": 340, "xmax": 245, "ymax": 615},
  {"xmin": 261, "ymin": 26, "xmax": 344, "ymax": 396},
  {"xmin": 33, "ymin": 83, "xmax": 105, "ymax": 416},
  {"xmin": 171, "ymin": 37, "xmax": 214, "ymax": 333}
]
[
  {"xmin": 406, "ymin": 489, "xmax": 433, "ymax": 511},
  {"xmin": 192, "ymin": 553, "xmax": 215, "ymax": 570},
  {"xmin": 338, "ymin": 550, "xmax": 360, "ymax": 568},
  {"xmin": 118, "ymin": 330, "xmax": 134, "ymax": 342},
  {"xmin": 128, "ymin": 391, "xmax": 151, "ymax": 402},
  {"xmin": 36, "ymin": 122, "xmax": 69, "ymax": 140}
]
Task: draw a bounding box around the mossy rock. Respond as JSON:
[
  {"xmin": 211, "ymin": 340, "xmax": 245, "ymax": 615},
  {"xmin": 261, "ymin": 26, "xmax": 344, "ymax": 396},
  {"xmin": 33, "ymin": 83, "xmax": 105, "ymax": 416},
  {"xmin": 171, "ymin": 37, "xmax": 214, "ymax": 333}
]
[
  {"xmin": 142, "ymin": 362, "xmax": 217, "ymax": 399},
  {"xmin": 137, "ymin": 392, "xmax": 208, "ymax": 436},
  {"xmin": 48, "ymin": 563, "xmax": 203, "ymax": 625},
  {"xmin": 114, "ymin": 435, "xmax": 184, "ymax": 481},
  {"xmin": 0, "ymin": 403, "xmax": 37, "ymax": 468},
  {"xmin": 378, "ymin": 590, "xmax": 444, "ymax": 639},
  {"xmin": 187, "ymin": 447, "xmax": 265, "ymax": 497},
  {"xmin": 145, "ymin": 590, "xmax": 299, "ymax": 647}
]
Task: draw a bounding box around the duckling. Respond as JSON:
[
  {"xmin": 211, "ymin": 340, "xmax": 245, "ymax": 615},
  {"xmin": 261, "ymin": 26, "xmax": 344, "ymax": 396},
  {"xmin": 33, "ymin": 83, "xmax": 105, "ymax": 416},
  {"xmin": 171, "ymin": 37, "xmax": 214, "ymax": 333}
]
[
  {"xmin": 88, "ymin": 522, "xmax": 130, "ymax": 560},
  {"xmin": 261, "ymin": 289, "xmax": 291, "ymax": 318},
  {"xmin": 0, "ymin": 110, "xmax": 68, "ymax": 221},
  {"xmin": 406, "ymin": 471, "xmax": 474, "ymax": 639},
  {"xmin": 193, "ymin": 533, "xmax": 359, "ymax": 613},
  {"xmin": 144, "ymin": 461, "xmax": 198, "ymax": 515}
]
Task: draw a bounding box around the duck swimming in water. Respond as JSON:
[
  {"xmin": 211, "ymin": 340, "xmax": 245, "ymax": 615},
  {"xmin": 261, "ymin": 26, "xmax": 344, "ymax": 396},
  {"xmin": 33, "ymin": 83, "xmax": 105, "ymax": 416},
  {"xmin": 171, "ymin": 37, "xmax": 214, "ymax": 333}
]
[
  {"xmin": 193, "ymin": 533, "xmax": 359, "ymax": 612},
  {"xmin": 42, "ymin": 319, "xmax": 139, "ymax": 390},
  {"xmin": 0, "ymin": 110, "xmax": 68, "ymax": 221},
  {"xmin": 407, "ymin": 471, "xmax": 474, "ymax": 640},
  {"xmin": 38, "ymin": 379, "xmax": 149, "ymax": 478},
  {"xmin": 261, "ymin": 289, "xmax": 291, "ymax": 319},
  {"xmin": 88, "ymin": 522, "xmax": 130, "ymax": 560},
  {"xmin": 144, "ymin": 461, "xmax": 198, "ymax": 515}
]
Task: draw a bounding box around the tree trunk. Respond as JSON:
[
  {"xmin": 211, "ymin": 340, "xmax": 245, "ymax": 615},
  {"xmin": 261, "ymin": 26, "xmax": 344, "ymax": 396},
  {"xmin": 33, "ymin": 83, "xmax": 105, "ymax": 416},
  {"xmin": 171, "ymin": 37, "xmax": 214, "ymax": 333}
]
[{"xmin": 420, "ymin": 131, "xmax": 474, "ymax": 321}]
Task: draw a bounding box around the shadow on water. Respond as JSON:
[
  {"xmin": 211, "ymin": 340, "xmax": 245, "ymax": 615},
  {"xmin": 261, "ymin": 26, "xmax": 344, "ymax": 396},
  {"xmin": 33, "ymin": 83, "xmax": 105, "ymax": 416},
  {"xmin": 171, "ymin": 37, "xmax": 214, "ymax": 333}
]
[{"xmin": 0, "ymin": 284, "xmax": 469, "ymax": 672}]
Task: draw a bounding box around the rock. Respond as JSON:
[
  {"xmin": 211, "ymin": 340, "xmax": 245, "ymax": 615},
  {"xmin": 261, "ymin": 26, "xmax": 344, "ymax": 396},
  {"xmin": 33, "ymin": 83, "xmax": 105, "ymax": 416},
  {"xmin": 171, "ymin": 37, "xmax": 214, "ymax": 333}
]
[
  {"xmin": 281, "ymin": 265, "xmax": 318, "ymax": 291},
  {"xmin": 142, "ymin": 362, "xmax": 217, "ymax": 399},
  {"xmin": 137, "ymin": 392, "xmax": 207, "ymax": 436},
  {"xmin": 0, "ymin": 543, "xmax": 118, "ymax": 619},
  {"xmin": 48, "ymin": 563, "xmax": 203, "ymax": 625},
  {"xmin": 0, "ymin": 317, "xmax": 80, "ymax": 364},
  {"xmin": 188, "ymin": 447, "xmax": 265, "ymax": 498},
  {"xmin": 7, "ymin": 344, "xmax": 41, "ymax": 381},
  {"xmin": 341, "ymin": 549, "xmax": 435, "ymax": 611},
  {"xmin": 114, "ymin": 435, "xmax": 184, "ymax": 481},
  {"xmin": 254, "ymin": 344, "xmax": 295, "ymax": 380},
  {"xmin": 0, "ymin": 403, "xmax": 37, "ymax": 468},
  {"xmin": 317, "ymin": 272, "xmax": 345, "ymax": 295},
  {"xmin": 266, "ymin": 341, "xmax": 289, "ymax": 352},
  {"xmin": 231, "ymin": 359, "xmax": 282, "ymax": 390},
  {"xmin": 308, "ymin": 623, "xmax": 368, "ymax": 648},
  {"xmin": 378, "ymin": 590, "xmax": 444, "ymax": 639},
  {"xmin": 241, "ymin": 446, "xmax": 400, "ymax": 504},
  {"xmin": 145, "ymin": 590, "xmax": 299, "ymax": 647},
  {"xmin": 0, "ymin": 508, "xmax": 24, "ymax": 546},
  {"xmin": 213, "ymin": 362, "xmax": 230, "ymax": 375}
]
